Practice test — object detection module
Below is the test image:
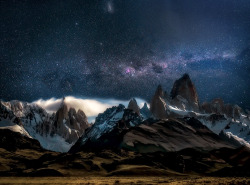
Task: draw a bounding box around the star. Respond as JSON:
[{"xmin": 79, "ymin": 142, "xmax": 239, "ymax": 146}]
[{"xmin": 0, "ymin": 0, "xmax": 249, "ymax": 109}]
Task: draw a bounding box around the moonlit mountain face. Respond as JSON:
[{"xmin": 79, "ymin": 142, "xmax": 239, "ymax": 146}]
[{"xmin": 1, "ymin": 0, "xmax": 250, "ymax": 109}]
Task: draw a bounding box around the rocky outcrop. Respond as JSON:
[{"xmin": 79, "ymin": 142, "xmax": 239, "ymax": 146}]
[
  {"xmin": 201, "ymin": 99, "xmax": 243, "ymax": 119},
  {"xmin": 150, "ymin": 85, "xmax": 168, "ymax": 119},
  {"xmin": 201, "ymin": 98, "xmax": 225, "ymax": 114},
  {"xmin": 170, "ymin": 74, "xmax": 199, "ymax": 111},
  {"xmin": 0, "ymin": 129, "xmax": 42, "ymax": 151},
  {"xmin": 127, "ymin": 98, "xmax": 140, "ymax": 115}
]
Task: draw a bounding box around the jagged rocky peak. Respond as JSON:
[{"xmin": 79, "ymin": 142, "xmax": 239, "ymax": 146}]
[
  {"xmin": 7, "ymin": 101, "xmax": 24, "ymax": 117},
  {"xmin": 70, "ymin": 104, "xmax": 127, "ymax": 152},
  {"xmin": 155, "ymin": 85, "xmax": 164, "ymax": 97},
  {"xmin": 54, "ymin": 98, "xmax": 68, "ymax": 128},
  {"xmin": 170, "ymin": 73, "xmax": 199, "ymax": 111},
  {"xmin": 68, "ymin": 108, "xmax": 88, "ymax": 130},
  {"xmin": 140, "ymin": 103, "xmax": 151, "ymax": 119},
  {"xmin": 153, "ymin": 85, "xmax": 170, "ymax": 101},
  {"xmin": 211, "ymin": 98, "xmax": 225, "ymax": 113},
  {"xmin": 201, "ymin": 98, "xmax": 243, "ymax": 119},
  {"xmin": 201, "ymin": 102, "xmax": 212, "ymax": 113},
  {"xmin": 0, "ymin": 98, "xmax": 90, "ymax": 152},
  {"xmin": 150, "ymin": 84, "xmax": 168, "ymax": 119},
  {"xmin": 53, "ymin": 97, "xmax": 90, "ymax": 143},
  {"xmin": 0, "ymin": 100, "xmax": 48, "ymax": 126},
  {"xmin": 95, "ymin": 104, "xmax": 125, "ymax": 125},
  {"xmin": 58, "ymin": 97, "xmax": 68, "ymax": 118},
  {"xmin": 76, "ymin": 109, "xmax": 88, "ymax": 123},
  {"xmin": 0, "ymin": 100, "xmax": 44, "ymax": 118},
  {"xmin": 201, "ymin": 98, "xmax": 224, "ymax": 114},
  {"xmin": 0, "ymin": 101, "xmax": 22, "ymax": 126},
  {"xmin": 127, "ymin": 98, "xmax": 140, "ymax": 115},
  {"xmin": 142, "ymin": 103, "xmax": 149, "ymax": 110},
  {"xmin": 70, "ymin": 103, "xmax": 144, "ymax": 153}
]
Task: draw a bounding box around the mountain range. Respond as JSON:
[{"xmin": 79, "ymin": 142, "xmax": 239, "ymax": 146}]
[
  {"xmin": 0, "ymin": 74, "xmax": 250, "ymax": 177},
  {"xmin": 0, "ymin": 98, "xmax": 90, "ymax": 152}
]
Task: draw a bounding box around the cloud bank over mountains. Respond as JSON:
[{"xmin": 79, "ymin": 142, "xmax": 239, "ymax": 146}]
[{"xmin": 33, "ymin": 96, "xmax": 147, "ymax": 123}]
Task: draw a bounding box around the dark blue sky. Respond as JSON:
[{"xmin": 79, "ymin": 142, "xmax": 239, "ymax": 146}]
[{"xmin": 1, "ymin": 0, "xmax": 250, "ymax": 109}]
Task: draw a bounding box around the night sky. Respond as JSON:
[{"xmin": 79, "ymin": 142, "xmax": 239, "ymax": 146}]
[{"xmin": 1, "ymin": 0, "xmax": 250, "ymax": 109}]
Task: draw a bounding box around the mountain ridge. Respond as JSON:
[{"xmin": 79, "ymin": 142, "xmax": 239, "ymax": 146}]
[
  {"xmin": 0, "ymin": 98, "xmax": 90, "ymax": 152},
  {"xmin": 0, "ymin": 74, "xmax": 250, "ymax": 153}
]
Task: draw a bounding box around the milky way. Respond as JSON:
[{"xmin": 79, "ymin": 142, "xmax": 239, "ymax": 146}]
[{"xmin": 1, "ymin": 0, "xmax": 250, "ymax": 109}]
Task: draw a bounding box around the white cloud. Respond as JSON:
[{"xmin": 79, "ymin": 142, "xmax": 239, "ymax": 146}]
[{"xmin": 33, "ymin": 96, "xmax": 148, "ymax": 123}]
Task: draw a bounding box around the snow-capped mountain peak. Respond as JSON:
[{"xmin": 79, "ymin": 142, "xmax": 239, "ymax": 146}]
[{"xmin": 0, "ymin": 98, "xmax": 90, "ymax": 152}]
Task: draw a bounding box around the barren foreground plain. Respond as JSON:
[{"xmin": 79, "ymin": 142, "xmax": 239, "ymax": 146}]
[{"xmin": 0, "ymin": 176, "xmax": 250, "ymax": 185}]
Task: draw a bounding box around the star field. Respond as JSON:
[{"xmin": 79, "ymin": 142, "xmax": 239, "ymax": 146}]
[{"xmin": 0, "ymin": 0, "xmax": 250, "ymax": 109}]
